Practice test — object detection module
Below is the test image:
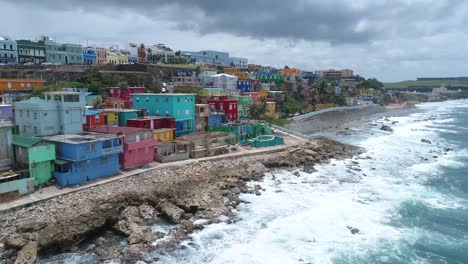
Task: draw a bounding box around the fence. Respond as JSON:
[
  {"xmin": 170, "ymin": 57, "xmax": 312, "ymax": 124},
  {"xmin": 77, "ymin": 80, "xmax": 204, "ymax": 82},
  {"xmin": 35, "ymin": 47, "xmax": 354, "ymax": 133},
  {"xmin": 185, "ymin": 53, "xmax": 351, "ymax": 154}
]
[
  {"xmin": 288, "ymin": 105, "xmax": 364, "ymax": 121},
  {"xmin": 270, "ymin": 124, "xmax": 311, "ymax": 140}
]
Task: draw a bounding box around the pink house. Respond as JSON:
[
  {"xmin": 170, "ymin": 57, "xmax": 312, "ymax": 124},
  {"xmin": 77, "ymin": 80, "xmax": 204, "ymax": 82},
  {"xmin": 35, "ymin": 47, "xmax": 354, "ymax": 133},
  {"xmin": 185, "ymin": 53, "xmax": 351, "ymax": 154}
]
[
  {"xmin": 96, "ymin": 48, "xmax": 108, "ymax": 65},
  {"xmin": 107, "ymin": 87, "xmax": 146, "ymax": 109}
]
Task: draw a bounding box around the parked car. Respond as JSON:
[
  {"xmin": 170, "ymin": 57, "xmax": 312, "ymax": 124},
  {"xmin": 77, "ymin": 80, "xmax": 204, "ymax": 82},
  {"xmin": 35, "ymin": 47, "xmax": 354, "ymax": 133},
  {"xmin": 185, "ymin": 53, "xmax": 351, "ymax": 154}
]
[
  {"xmin": 24, "ymin": 62, "xmax": 34, "ymax": 65},
  {"xmin": 41, "ymin": 62, "xmax": 53, "ymax": 65}
]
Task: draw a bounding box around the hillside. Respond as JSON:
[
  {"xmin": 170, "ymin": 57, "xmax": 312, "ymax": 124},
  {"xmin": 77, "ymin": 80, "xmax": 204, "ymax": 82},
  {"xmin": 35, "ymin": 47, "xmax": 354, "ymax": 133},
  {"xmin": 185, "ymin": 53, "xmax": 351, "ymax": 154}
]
[{"xmin": 384, "ymin": 79, "xmax": 468, "ymax": 89}]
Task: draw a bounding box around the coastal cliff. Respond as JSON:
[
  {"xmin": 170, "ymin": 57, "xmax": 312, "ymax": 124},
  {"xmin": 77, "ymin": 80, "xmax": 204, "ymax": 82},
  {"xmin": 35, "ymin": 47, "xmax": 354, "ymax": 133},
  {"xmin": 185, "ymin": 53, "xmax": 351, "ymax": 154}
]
[{"xmin": 0, "ymin": 138, "xmax": 360, "ymax": 263}]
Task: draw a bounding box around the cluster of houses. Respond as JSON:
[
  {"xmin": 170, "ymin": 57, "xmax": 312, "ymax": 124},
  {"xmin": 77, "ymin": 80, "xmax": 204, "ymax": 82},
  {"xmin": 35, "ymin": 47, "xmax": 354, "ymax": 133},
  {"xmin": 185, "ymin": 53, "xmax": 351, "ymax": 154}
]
[
  {"xmin": 0, "ymin": 80, "xmax": 283, "ymax": 200},
  {"xmin": 0, "ymin": 36, "xmax": 248, "ymax": 67}
]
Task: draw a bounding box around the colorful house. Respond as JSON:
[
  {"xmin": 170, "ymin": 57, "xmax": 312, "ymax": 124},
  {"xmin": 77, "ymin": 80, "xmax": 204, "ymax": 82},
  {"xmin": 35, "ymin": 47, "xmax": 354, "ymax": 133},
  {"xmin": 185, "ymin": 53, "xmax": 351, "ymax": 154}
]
[
  {"xmin": 241, "ymin": 92, "xmax": 260, "ymax": 101},
  {"xmin": 233, "ymin": 96, "xmax": 253, "ymax": 119},
  {"xmin": 12, "ymin": 135, "xmax": 56, "ymax": 186},
  {"xmin": 43, "ymin": 133, "xmax": 123, "ymax": 187},
  {"xmin": 259, "ymin": 74, "xmax": 284, "ymax": 86},
  {"xmin": 0, "ymin": 78, "xmax": 45, "ymax": 94},
  {"xmin": 83, "ymin": 110, "xmax": 107, "ymax": 131},
  {"xmin": 0, "ymin": 121, "xmax": 13, "ymax": 171},
  {"xmin": 14, "ymin": 91, "xmax": 86, "ymax": 137},
  {"xmin": 45, "ymin": 39, "xmax": 83, "ymax": 65},
  {"xmin": 132, "ymin": 93, "xmax": 196, "ymax": 136},
  {"xmin": 101, "ymin": 109, "xmax": 120, "ymax": 126},
  {"xmin": 83, "ymin": 47, "xmax": 97, "ymax": 65},
  {"xmin": 96, "ymin": 47, "xmax": 108, "ymax": 64},
  {"xmin": 104, "ymin": 98, "xmax": 125, "ymax": 109},
  {"xmin": 116, "ymin": 109, "xmax": 142, "ymax": 126},
  {"xmin": 208, "ymin": 112, "xmax": 226, "ymax": 127},
  {"xmin": 0, "ymin": 36, "xmax": 18, "ymax": 64},
  {"xmin": 199, "ymin": 88, "xmax": 225, "ymax": 98},
  {"xmin": 152, "ymin": 128, "xmax": 175, "ymax": 142},
  {"xmin": 126, "ymin": 116, "xmax": 176, "ymax": 130},
  {"xmin": 265, "ymin": 102, "xmax": 279, "ymax": 118},
  {"xmin": 107, "ymin": 87, "xmax": 146, "ymax": 109},
  {"xmin": 224, "ymin": 68, "xmax": 249, "ymax": 80},
  {"xmin": 0, "ymin": 104, "xmax": 14, "ymax": 122},
  {"xmin": 91, "ymin": 126, "xmax": 158, "ymax": 170},
  {"xmin": 210, "ymin": 74, "xmax": 238, "ymax": 90},
  {"xmin": 208, "ymin": 98, "xmax": 238, "ymax": 121},
  {"xmin": 237, "ymin": 80, "xmax": 252, "ymax": 93},
  {"xmin": 16, "ymin": 39, "xmax": 46, "ymax": 64}
]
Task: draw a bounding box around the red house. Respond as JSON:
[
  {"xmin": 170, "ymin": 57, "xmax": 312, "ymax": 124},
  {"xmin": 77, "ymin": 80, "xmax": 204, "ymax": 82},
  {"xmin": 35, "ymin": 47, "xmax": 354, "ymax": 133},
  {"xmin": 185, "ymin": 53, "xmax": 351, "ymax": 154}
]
[
  {"xmin": 83, "ymin": 110, "xmax": 107, "ymax": 131},
  {"xmin": 107, "ymin": 87, "xmax": 146, "ymax": 109},
  {"xmin": 126, "ymin": 116, "xmax": 176, "ymax": 130},
  {"xmin": 208, "ymin": 98, "xmax": 238, "ymax": 121},
  {"xmin": 91, "ymin": 126, "xmax": 158, "ymax": 170}
]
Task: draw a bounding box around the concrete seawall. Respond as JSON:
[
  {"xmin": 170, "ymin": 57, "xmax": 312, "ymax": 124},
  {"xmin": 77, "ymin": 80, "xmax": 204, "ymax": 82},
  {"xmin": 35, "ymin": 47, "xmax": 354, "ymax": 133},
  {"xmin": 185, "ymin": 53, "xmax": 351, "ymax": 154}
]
[{"xmin": 286, "ymin": 104, "xmax": 386, "ymax": 134}]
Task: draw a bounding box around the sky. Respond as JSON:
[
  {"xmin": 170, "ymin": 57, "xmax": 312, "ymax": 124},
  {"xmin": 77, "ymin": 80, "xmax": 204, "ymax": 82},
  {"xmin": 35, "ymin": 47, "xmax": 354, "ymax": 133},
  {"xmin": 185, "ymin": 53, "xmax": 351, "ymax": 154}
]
[{"xmin": 2, "ymin": 0, "xmax": 468, "ymax": 82}]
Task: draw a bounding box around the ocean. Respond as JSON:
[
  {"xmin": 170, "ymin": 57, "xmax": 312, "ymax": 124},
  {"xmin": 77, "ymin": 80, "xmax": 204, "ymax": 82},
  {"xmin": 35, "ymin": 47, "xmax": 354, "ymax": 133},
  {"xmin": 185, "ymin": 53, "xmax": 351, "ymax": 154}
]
[{"xmin": 156, "ymin": 100, "xmax": 468, "ymax": 264}]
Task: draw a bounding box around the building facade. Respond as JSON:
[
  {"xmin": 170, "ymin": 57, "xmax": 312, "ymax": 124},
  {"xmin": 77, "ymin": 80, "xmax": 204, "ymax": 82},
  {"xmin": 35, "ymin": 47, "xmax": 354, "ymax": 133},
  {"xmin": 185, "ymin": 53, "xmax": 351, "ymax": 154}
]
[
  {"xmin": 91, "ymin": 126, "xmax": 158, "ymax": 170},
  {"xmin": 148, "ymin": 44, "xmax": 175, "ymax": 63},
  {"xmin": 315, "ymin": 69, "xmax": 354, "ymax": 78},
  {"xmin": 0, "ymin": 78, "xmax": 45, "ymax": 94},
  {"xmin": 0, "ymin": 105, "xmax": 13, "ymax": 122},
  {"xmin": 43, "ymin": 133, "xmax": 123, "ymax": 187},
  {"xmin": 0, "ymin": 37, "xmax": 17, "ymax": 64},
  {"xmin": 210, "ymin": 73, "xmax": 238, "ymax": 90},
  {"xmin": 0, "ymin": 121, "xmax": 13, "ymax": 171},
  {"xmin": 17, "ymin": 40, "xmax": 46, "ymax": 64},
  {"xmin": 137, "ymin": 45, "xmax": 147, "ymax": 63},
  {"xmin": 45, "ymin": 40, "xmax": 83, "ymax": 65},
  {"xmin": 132, "ymin": 93, "xmax": 196, "ymax": 136},
  {"xmin": 14, "ymin": 91, "xmax": 86, "ymax": 136},
  {"xmin": 182, "ymin": 50, "xmax": 229, "ymax": 66},
  {"xmin": 96, "ymin": 48, "xmax": 108, "ymax": 64},
  {"xmin": 107, "ymin": 87, "xmax": 145, "ymax": 109},
  {"xmin": 12, "ymin": 135, "xmax": 56, "ymax": 186},
  {"xmin": 208, "ymin": 98, "xmax": 238, "ymax": 121},
  {"xmin": 229, "ymin": 57, "xmax": 248, "ymax": 69},
  {"xmin": 83, "ymin": 47, "xmax": 97, "ymax": 65}
]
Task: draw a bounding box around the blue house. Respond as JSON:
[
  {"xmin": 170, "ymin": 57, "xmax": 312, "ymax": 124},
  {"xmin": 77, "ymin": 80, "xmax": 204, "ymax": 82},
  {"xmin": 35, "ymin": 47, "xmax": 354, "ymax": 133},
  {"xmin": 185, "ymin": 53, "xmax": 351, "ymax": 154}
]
[
  {"xmin": 42, "ymin": 133, "xmax": 123, "ymax": 187},
  {"xmin": 237, "ymin": 80, "xmax": 252, "ymax": 93},
  {"xmin": 132, "ymin": 93, "xmax": 196, "ymax": 136},
  {"xmin": 83, "ymin": 47, "xmax": 97, "ymax": 65}
]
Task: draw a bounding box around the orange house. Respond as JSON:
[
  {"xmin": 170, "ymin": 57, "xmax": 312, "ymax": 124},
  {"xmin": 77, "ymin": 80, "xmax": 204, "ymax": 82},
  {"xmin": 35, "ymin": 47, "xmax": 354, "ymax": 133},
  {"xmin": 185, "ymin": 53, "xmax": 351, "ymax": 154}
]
[
  {"xmin": 0, "ymin": 78, "xmax": 45, "ymax": 93},
  {"xmin": 280, "ymin": 68, "xmax": 302, "ymax": 77},
  {"xmin": 224, "ymin": 67, "xmax": 250, "ymax": 80},
  {"xmin": 104, "ymin": 98, "xmax": 125, "ymax": 109}
]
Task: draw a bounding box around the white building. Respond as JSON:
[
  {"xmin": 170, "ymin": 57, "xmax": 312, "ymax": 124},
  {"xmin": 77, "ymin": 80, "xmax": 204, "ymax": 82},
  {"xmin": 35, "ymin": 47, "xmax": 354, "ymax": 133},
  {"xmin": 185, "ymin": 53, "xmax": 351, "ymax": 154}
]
[
  {"xmin": 210, "ymin": 73, "xmax": 238, "ymax": 90},
  {"xmin": 149, "ymin": 44, "xmax": 175, "ymax": 63},
  {"xmin": 229, "ymin": 57, "xmax": 248, "ymax": 69},
  {"xmin": 198, "ymin": 70, "xmax": 218, "ymax": 85}
]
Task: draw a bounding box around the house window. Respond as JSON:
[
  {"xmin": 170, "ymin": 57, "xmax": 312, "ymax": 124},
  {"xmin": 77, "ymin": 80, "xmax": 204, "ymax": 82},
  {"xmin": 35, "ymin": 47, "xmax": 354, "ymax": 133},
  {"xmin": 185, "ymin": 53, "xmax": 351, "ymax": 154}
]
[
  {"xmin": 164, "ymin": 97, "xmax": 168, "ymax": 103},
  {"xmin": 136, "ymin": 97, "xmax": 140, "ymax": 102},
  {"xmin": 33, "ymin": 127, "xmax": 38, "ymax": 135},
  {"xmin": 33, "ymin": 112, "xmax": 37, "ymax": 119},
  {"xmin": 87, "ymin": 143, "xmax": 96, "ymax": 152},
  {"xmin": 95, "ymin": 115, "xmax": 100, "ymax": 122},
  {"xmin": 146, "ymin": 97, "xmax": 149, "ymax": 102}
]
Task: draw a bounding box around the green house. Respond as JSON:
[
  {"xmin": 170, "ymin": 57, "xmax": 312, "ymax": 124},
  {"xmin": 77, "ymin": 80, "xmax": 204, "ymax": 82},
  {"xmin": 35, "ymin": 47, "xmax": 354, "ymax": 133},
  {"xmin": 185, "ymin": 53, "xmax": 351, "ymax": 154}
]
[
  {"xmin": 232, "ymin": 96, "xmax": 253, "ymax": 119},
  {"xmin": 12, "ymin": 135, "xmax": 56, "ymax": 186}
]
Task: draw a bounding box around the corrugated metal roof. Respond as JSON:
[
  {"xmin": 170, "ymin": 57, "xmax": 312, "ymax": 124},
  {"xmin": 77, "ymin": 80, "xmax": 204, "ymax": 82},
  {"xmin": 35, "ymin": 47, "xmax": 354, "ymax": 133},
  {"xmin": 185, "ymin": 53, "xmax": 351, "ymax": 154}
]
[
  {"xmin": 13, "ymin": 135, "xmax": 41, "ymax": 148},
  {"xmin": 85, "ymin": 110, "xmax": 103, "ymax": 116}
]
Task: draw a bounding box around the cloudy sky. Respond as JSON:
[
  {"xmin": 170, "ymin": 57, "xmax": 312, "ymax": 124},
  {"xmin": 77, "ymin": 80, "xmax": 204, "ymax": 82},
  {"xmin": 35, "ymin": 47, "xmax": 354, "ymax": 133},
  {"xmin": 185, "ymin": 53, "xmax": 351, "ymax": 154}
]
[{"xmin": 2, "ymin": 0, "xmax": 468, "ymax": 82}]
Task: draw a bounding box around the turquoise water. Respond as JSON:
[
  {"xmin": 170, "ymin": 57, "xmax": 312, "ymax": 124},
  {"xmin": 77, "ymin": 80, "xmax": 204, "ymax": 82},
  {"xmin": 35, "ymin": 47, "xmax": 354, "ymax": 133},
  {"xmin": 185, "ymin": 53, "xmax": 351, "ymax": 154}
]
[{"xmin": 156, "ymin": 100, "xmax": 468, "ymax": 264}]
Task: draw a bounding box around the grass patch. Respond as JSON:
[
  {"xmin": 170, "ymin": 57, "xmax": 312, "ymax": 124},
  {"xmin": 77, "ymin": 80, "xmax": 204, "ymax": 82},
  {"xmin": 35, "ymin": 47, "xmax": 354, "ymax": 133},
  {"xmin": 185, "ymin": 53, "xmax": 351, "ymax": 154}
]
[{"xmin": 384, "ymin": 80, "xmax": 468, "ymax": 89}]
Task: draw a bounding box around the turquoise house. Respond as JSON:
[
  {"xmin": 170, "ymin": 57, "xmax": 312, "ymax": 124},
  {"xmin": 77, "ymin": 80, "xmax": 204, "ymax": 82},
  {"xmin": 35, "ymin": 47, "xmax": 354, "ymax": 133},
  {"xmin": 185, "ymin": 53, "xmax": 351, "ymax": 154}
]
[
  {"xmin": 132, "ymin": 93, "xmax": 195, "ymax": 136},
  {"xmin": 12, "ymin": 135, "xmax": 56, "ymax": 186}
]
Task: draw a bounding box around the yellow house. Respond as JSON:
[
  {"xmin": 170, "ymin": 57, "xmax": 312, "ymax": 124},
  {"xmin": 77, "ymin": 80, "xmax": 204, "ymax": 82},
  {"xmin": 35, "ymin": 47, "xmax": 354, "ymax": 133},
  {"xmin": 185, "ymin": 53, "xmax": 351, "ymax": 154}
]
[
  {"xmin": 259, "ymin": 90, "xmax": 269, "ymax": 98},
  {"xmin": 199, "ymin": 88, "xmax": 225, "ymax": 97},
  {"xmin": 153, "ymin": 128, "xmax": 175, "ymax": 142},
  {"xmin": 107, "ymin": 50, "xmax": 119, "ymax": 64},
  {"xmin": 118, "ymin": 53, "xmax": 128, "ymax": 64},
  {"xmin": 101, "ymin": 109, "xmax": 120, "ymax": 126},
  {"xmin": 224, "ymin": 68, "xmax": 250, "ymax": 80}
]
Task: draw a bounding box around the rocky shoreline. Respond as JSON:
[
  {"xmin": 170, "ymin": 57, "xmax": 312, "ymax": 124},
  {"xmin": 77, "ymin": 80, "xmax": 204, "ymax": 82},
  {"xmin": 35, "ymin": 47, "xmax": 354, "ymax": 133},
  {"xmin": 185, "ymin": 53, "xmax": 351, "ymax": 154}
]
[{"xmin": 0, "ymin": 138, "xmax": 361, "ymax": 263}]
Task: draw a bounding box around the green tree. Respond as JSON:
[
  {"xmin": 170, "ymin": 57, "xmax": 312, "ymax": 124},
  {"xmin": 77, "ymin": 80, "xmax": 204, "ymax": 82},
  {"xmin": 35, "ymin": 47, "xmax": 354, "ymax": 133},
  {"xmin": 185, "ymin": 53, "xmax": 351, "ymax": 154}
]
[
  {"xmin": 118, "ymin": 81, "xmax": 129, "ymax": 92},
  {"xmin": 311, "ymin": 79, "xmax": 336, "ymax": 104},
  {"xmin": 91, "ymin": 98, "xmax": 104, "ymax": 109},
  {"xmin": 248, "ymin": 99, "xmax": 267, "ymax": 120},
  {"xmin": 357, "ymin": 78, "xmax": 384, "ymax": 89}
]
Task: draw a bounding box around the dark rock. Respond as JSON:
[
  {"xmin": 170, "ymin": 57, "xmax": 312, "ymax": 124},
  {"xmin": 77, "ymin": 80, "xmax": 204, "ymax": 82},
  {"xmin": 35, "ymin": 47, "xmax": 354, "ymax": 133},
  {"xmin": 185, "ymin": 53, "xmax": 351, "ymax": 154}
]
[
  {"xmin": 380, "ymin": 125, "xmax": 393, "ymax": 132},
  {"xmin": 138, "ymin": 205, "xmax": 155, "ymax": 220},
  {"xmin": 347, "ymin": 226, "xmax": 360, "ymax": 235},
  {"xmin": 5, "ymin": 235, "xmax": 27, "ymax": 249},
  {"xmin": 293, "ymin": 171, "xmax": 301, "ymax": 177},
  {"xmin": 421, "ymin": 139, "xmax": 432, "ymax": 144}
]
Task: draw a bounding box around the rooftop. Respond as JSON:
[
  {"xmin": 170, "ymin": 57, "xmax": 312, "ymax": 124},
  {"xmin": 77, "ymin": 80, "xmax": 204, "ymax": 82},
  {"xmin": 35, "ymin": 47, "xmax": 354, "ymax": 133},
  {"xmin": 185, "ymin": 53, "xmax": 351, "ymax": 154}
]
[
  {"xmin": 132, "ymin": 93, "xmax": 196, "ymax": 96},
  {"xmin": 12, "ymin": 135, "xmax": 42, "ymax": 148},
  {"xmin": 127, "ymin": 115, "xmax": 174, "ymax": 121},
  {"xmin": 203, "ymin": 88, "xmax": 224, "ymax": 91},
  {"xmin": 41, "ymin": 132, "xmax": 121, "ymax": 144},
  {"xmin": 90, "ymin": 126, "xmax": 150, "ymax": 135},
  {"xmin": 102, "ymin": 108, "xmax": 141, "ymax": 113}
]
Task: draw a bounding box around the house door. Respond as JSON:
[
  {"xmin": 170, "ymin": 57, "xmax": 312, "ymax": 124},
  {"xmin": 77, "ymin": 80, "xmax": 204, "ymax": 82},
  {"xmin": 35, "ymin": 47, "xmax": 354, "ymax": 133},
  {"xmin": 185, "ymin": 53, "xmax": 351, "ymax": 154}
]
[{"xmin": 65, "ymin": 56, "xmax": 69, "ymax": 64}]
